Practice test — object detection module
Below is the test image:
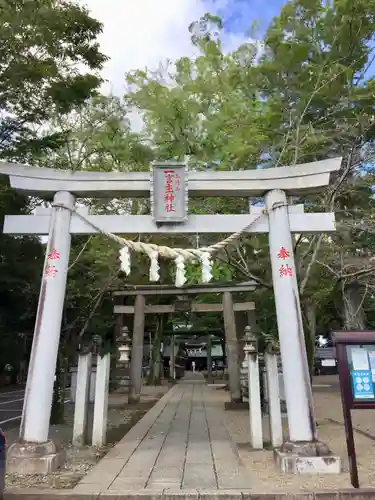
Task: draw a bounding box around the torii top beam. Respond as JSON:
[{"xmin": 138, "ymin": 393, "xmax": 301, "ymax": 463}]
[{"xmin": 0, "ymin": 158, "xmax": 341, "ymax": 199}]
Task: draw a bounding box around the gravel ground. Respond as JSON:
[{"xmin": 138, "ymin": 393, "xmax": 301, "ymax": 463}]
[
  {"xmin": 5, "ymin": 385, "xmax": 170, "ymax": 490},
  {"xmin": 221, "ymin": 375, "xmax": 375, "ymax": 492}
]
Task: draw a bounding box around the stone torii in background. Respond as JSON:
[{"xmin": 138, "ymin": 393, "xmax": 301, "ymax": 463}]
[{"xmin": 0, "ymin": 157, "xmax": 341, "ymax": 473}]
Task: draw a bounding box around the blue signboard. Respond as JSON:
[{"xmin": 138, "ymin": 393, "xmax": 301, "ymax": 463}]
[{"xmin": 351, "ymin": 370, "xmax": 375, "ymax": 400}]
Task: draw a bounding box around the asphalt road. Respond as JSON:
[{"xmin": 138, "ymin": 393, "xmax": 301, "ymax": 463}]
[
  {"xmin": 0, "ymin": 388, "xmax": 25, "ymax": 430},
  {"xmin": 0, "ymin": 387, "xmax": 70, "ymax": 432}
]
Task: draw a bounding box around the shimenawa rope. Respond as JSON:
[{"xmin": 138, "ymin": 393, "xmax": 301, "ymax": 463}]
[{"xmin": 51, "ymin": 202, "xmax": 285, "ymax": 286}]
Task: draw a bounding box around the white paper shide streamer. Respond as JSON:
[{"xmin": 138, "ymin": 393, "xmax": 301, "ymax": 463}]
[
  {"xmin": 149, "ymin": 250, "xmax": 160, "ymax": 282},
  {"xmin": 119, "ymin": 246, "xmax": 131, "ymax": 275},
  {"xmin": 175, "ymin": 255, "xmax": 187, "ymax": 287},
  {"xmin": 200, "ymin": 251, "xmax": 213, "ymax": 283}
]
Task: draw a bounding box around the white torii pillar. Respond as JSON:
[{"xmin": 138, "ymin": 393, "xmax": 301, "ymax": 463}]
[
  {"xmin": 7, "ymin": 191, "xmax": 75, "ymax": 474},
  {"xmin": 265, "ymin": 190, "xmax": 316, "ymax": 445}
]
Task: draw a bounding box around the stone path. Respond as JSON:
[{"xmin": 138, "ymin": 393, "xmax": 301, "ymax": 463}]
[{"xmin": 75, "ymin": 373, "xmax": 251, "ymax": 494}]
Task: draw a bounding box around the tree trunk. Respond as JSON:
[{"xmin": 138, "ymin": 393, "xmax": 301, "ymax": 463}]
[
  {"xmin": 342, "ymin": 283, "xmax": 367, "ymax": 330},
  {"xmin": 148, "ymin": 315, "xmax": 164, "ymax": 386},
  {"xmin": 303, "ymin": 300, "xmax": 316, "ymax": 379},
  {"xmin": 50, "ymin": 349, "xmax": 67, "ymax": 425}
]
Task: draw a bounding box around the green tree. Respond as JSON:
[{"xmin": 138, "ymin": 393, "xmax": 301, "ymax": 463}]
[
  {"xmin": 0, "ymin": 0, "xmax": 107, "ymax": 159},
  {"xmin": 0, "ymin": 0, "xmax": 107, "ymax": 399},
  {"xmin": 256, "ymin": 0, "xmax": 375, "ymax": 335},
  {"xmin": 36, "ymin": 95, "xmax": 153, "ymax": 172},
  {"xmin": 0, "ymin": 184, "xmax": 44, "ymax": 376},
  {"xmin": 123, "ymin": 3, "xmax": 375, "ymax": 366}
]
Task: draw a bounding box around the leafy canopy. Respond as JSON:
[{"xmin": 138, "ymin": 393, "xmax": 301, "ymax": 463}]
[{"xmin": 0, "ymin": 0, "xmax": 107, "ymax": 159}]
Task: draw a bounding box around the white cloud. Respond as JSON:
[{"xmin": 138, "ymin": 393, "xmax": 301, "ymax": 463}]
[
  {"xmin": 78, "ymin": 0, "xmax": 249, "ymax": 95},
  {"xmin": 78, "ymin": 0, "xmax": 206, "ymax": 94},
  {"xmin": 77, "ymin": 1, "xmax": 253, "ymax": 131}
]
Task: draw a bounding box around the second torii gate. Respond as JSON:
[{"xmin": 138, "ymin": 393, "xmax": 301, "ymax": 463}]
[
  {"xmin": 0, "ymin": 157, "xmax": 341, "ymax": 473},
  {"xmin": 112, "ymin": 281, "xmax": 256, "ymax": 404}
]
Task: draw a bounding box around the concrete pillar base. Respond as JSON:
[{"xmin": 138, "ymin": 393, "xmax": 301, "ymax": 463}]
[
  {"xmin": 7, "ymin": 440, "xmax": 66, "ymax": 474},
  {"xmin": 281, "ymin": 440, "xmax": 331, "ymax": 455},
  {"xmin": 274, "ymin": 440, "xmax": 341, "ymax": 474}
]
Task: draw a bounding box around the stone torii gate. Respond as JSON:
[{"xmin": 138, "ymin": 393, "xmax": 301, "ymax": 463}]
[{"xmin": 0, "ymin": 157, "xmax": 341, "ymax": 473}]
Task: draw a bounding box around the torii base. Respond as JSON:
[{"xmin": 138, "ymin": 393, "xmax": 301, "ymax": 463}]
[
  {"xmin": 7, "ymin": 439, "xmax": 66, "ymax": 474},
  {"xmin": 274, "ymin": 440, "xmax": 341, "ymax": 474}
]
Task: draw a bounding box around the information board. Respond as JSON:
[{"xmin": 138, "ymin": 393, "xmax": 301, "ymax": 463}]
[
  {"xmin": 332, "ymin": 331, "xmax": 375, "ymax": 489},
  {"xmin": 346, "ymin": 344, "xmax": 375, "ymax": 401}
]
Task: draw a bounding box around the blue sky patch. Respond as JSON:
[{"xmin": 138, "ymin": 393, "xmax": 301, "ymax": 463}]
[{"xmin": 207, "ymin": 0, "xmax": 287, "ymax": 36}]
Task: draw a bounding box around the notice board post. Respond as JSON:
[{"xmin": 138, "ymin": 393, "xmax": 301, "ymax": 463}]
[{"xmin": 333, "ymin": 331, "xmax": 375, "ymax": 489}]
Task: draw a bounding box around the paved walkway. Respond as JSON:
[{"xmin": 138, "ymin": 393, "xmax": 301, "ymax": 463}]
[{"xmin": 75, "ymin": 373, "xmax": 251, "ymax": 494}]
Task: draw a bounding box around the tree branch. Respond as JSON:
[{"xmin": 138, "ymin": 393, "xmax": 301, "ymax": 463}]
[
  {"xmin": 316, "ymin": 259, "xmax": 341, "ymax": 279},
  {"xmin": 68, "ymin": 236, "xmax": 93, "ymax": 271},
  {"xmin": 77, "ymin": 271, "xmax": 119, "ymax": 340},
  {"xmin": 299, "ymin": 142, "xmax": 357, "ymax": 293},
  {"xmin": 341, "ymin": 265, "xmax": 375, "ymax": 281},
  {"xmin": 299, "ymin": 234, "xmax": 324, "ymax": 294},
  {"xmin": 218, "ymin": 250, "xmax": 272, "ymax": 288}
]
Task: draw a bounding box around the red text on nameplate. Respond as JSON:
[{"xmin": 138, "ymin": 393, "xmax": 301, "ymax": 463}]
[{"xmin": 163, "ymin": 169, "xmax": 178, "ymax": 213}]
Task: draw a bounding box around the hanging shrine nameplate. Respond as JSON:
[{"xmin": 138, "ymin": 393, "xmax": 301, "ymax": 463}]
[{"xmin": 151, "ymin": 162, "xmax": 188, "ymax": 223}]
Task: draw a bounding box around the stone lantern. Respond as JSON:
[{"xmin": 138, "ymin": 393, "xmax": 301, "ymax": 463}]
[
  {"xmin": 116, "ymin": 326, "xmax": 131, "ymax": 363},
  {"xmin": 242, "ymin": 325, "xmax": 258, "ymax": 356},
  {"xmin": 240, "ymin": 326, "xmax": 258, "ymax": 402},
  {"xmin": 92, "ymin": 334, "xmax": 102, "ymax": 355},
  {"xmin": 116, "ymin": 326, "xmax": 132, "ymax": 392}
]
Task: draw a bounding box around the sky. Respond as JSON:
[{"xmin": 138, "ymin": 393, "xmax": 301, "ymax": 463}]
[{"xmin": 78, "ymin": 0, "xmax": 286, "ymax": 95}]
